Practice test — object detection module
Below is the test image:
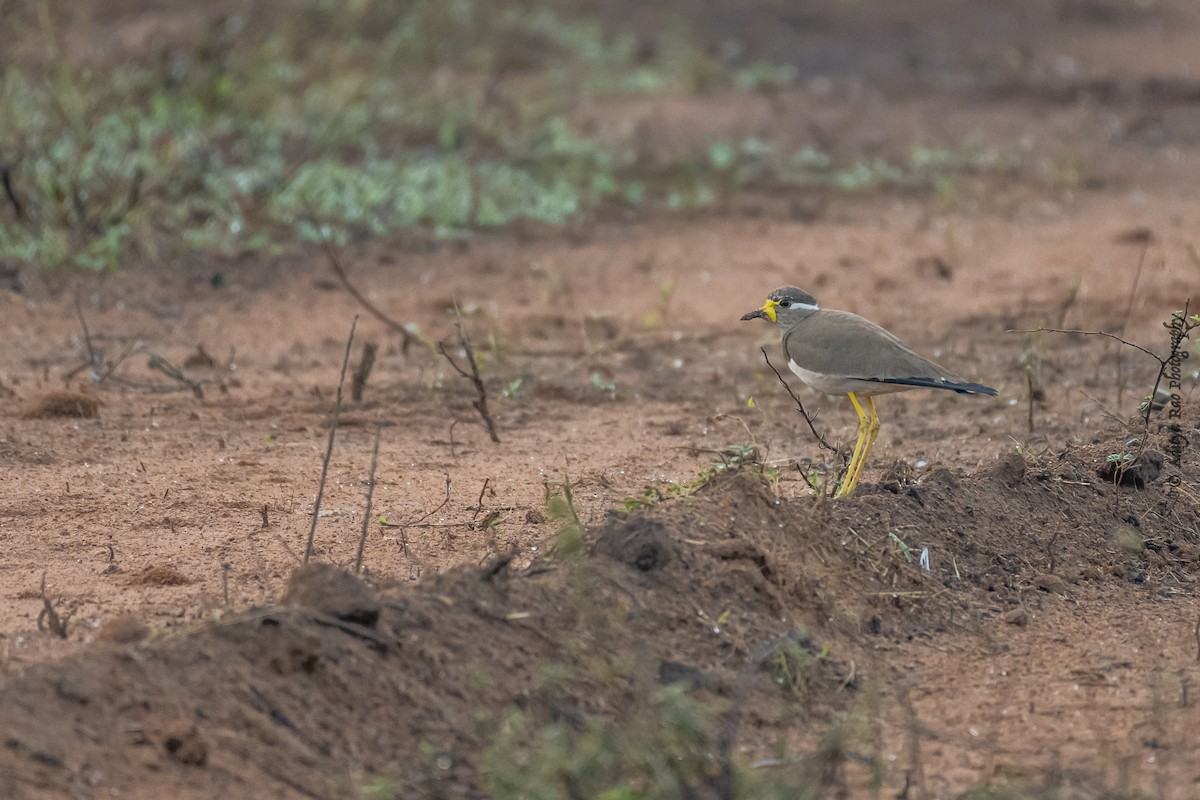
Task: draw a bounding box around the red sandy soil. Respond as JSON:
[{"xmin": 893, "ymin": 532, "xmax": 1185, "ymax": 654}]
[{"xmin": 2, "ymin": 1, "xmax": 1200, "ymax": 798}]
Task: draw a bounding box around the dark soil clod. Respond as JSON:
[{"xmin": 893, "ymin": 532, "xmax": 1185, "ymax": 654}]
[
  {"xmin": 989, "ymin": 452, "xmax": 1027, "ymax": 486},
  {"xmin": 24, "ymin": 391, "xmax": 100, "ymax": 419},
  {"xmin": 283, "ymin": 563, "xmax": 381, "ymax": 628},
  {"xmin": 163, "ymin": 722, "xmax": 208, "ymax": 766},
  {"xmin": 1097, "ymin": 450, "xmax": 1163, "ymax": 488},
  {"xmin": 126, "ymin": 565, "xmax": 192, "ymax": 587},
  {"xmin": 593, "ymin": 517, "xmax": 674, "ymax": 571}
]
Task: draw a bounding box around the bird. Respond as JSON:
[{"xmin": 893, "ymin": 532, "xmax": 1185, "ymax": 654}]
[{"xmin": 742, "ymin": 286, "xmax": 996, "ymax": 497}]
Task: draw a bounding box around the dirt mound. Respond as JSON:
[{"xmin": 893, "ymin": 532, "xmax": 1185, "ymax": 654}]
[
  {"xmin": 22, "ymin": 391, "xmax": 100, "ymax": 419},
  {"xmin": 126, "ymin": 565, "xmax": 193, "ymax": 587},
  {"xmin": 1, "ymin": 423, "xmax": 1195, "ymax": 798}
]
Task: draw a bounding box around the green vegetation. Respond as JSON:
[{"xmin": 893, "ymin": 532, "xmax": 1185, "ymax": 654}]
[
  {"xmin": 1, "ymin": 1, "xmax": 1023, "ymax": 271},
  {"xmin": 622, "ymin": 443, "xmax": 779, "ymax": 512},
  {"xmin": 482, "ymin": 680, "xmax": 720, "ymax": 800}
]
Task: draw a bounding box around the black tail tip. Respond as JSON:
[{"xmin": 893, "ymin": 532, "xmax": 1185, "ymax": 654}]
[{"xmin": 960, "ymin": 383, "xmax": 998, "ymax": 397}]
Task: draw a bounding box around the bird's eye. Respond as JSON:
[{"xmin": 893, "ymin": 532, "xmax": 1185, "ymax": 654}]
[{"xmin": 779, "ymin": 300, "xmax": 792, "ymax": 308}]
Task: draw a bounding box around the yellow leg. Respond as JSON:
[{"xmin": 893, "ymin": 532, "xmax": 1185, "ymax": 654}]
[
  {"xmin": 838, "ymin": 395, "xmax": 881, "ymax": 497},
  {"xmin": 836, "ymin": 392, "xmax": 871, "ymax": 498}
]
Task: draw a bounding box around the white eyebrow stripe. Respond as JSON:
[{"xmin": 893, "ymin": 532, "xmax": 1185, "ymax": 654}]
[{"xmin": 792, "ymin": 302, "xmax": 819, "ymax": 311}]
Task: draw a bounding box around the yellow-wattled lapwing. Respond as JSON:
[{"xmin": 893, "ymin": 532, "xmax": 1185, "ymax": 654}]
[{"xmin": 742, "ymin": 286, "xmax": 996, "ymax": 497}]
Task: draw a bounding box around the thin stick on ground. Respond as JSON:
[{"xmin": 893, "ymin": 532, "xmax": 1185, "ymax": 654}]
[
  {"xmin": 1116, "ymin": 240, "xmax": 1151, "ymax": 410},
  {"xmin": 74, "ymin": 291, "xmax": 99, "ymax": 376},
  {"xmin": 439, "ymin": 308, "xmax": 501, "ymax": 443},
  {"xmin": 1009, "ymin": 327, "xmax": 1161, "ymax": 362},
  {"xmin": 317, "ymin": 237, "xmax": 419, "ymax": 354},
  {"xmin": 36, "ymin": 572, "xmax": 69, "ymax": 639},
  {"xmin": 354, "ymin": 421, "xmax": 383, "ymax": 575},
  {"xmin": 350, "ymin": 341, "xmax": 377, "ymax": 403},
  {"xmin": 147, "ymin": 353, "xmax": 206, "ymax": 398},
  {"xmin": 380, "ymin": 473, "xmax": 451, "ymax": 534},
  {"xmin": 1012, "ymin": 301, "xmax": 1198, "ymax": 462},
  {"xmin": 305, "ymin": 315, "xmax": 359, "ymax": 564},
  {"xmin": 470, "ymin": 477, "xmax": 491, "ymax": 528},
  {"xmin": 760, "ymin": 347, "xmax": 835, "ymax": 452},
  {"xmin": 0, "ymin": 164, "xmax": 23, "ymax": 220}
]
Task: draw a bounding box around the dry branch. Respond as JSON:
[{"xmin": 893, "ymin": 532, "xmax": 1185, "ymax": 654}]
[
  {"xmin": 354, "ymin": 421, "xmax": 383, "ymax": 576},
  {"xmin": 380, "ymin": 473, "xmax": 451, "ymax": 538},
  {"xmin": 317, "ymin": 237, "xmax": 419, "ymax": 354},
  {"xmin": 350, "ymin": 341, "xmax": 377, "ymax": 403},
  {"xmin": 147, "ymin": 353, "xmax": 205, "ymax": 398},
  {"xmin": 439, "ymin": 314, "xmax": 501, "ymax": 443},
  {"xmin": 36, "ymin": 573, "xmax": 69, "ymax": 639},
  {"xmin": 760, "ymin": 346, "xmax": 835, "ymax": 452},
  {"xmin": 305, "ymin": 315, "xmax": 358, "ymax": 564},
  {"xmin": 0, "ymin": 164, "xmax": 23, "ymax": 220}
]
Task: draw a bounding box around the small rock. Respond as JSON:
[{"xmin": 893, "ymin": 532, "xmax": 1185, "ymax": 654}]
[
  {"xmin": 163, "ymin": 722, "xmax": 207, "ymax": 766},
  {"xmin": 593, "ymin": 517, "xmax": 674, "ymax": 571},
  {"xmin": 1002, "ymin": 608, "xmax": 1028, "ymax": 626},
  {"xmin": 284, "ymin": 564, "xmax": 380, "ymax": 627},
  {"xmin": 97, "ymin": 615, "xmax": 151, "ymax": 645},
  {"xmin": 990, "ymin": 452, "xmax": 1026, "ymax": 487},
  {"xmin": 1035, "ymin": 574, "xmax": 1067, "ymax": 594}
]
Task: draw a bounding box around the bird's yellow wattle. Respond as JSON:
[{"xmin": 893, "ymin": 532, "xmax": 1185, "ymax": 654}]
[{"xmin": 761, "ymin": 299, "xmax": 778, "ymax": 323}]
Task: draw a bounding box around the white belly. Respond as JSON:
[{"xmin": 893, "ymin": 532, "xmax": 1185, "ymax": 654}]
[{"xmin": 787, "ymin": 359, "xmax": 913, "ymax": 396}]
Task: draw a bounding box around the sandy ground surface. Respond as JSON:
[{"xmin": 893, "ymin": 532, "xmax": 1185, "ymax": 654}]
[{"xmin": 2, "ymin": 1, "xmax": 1200, "ymax": 798}]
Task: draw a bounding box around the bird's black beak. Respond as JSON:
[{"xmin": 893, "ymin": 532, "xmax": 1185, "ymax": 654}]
[{"xmin": 741, "ymin": 308, "xmax": 768, "ymax": 322}]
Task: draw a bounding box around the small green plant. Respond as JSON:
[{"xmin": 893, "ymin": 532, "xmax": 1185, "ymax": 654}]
[
  {"xmin": 768, "ymin": 636, "xmax": 830, "ymax": 699},
  {"xmin": 545, "ymin": 472, "xmax": 584, "ymax": 558},
  {"xmin": 481, "ymin": 681, "xmax": 721, "ymax": 800},
  {"xmin": 620, "ymin": 444, "xmax": 771, "ymax": 512},
  {"xmin": 501, "ymin": 377, "xmax": 525, "ymax": 398},
  {"xmin": 887, "ymin": 531, "xmax": 913, "ymax": 562},
  {"xmin": 590, "ymin": 371, "xmax": 616, "ymax": 393}
]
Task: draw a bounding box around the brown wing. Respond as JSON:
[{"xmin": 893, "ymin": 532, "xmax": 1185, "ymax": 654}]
[{"xmin": 782, "ymin": 310, "xmax": 967, "ymax": 386}]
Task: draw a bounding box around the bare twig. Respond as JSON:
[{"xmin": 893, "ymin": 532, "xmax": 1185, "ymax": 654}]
[
  {"xmin": 36, "ymin": 572, "xmax": 69, "ymax": 639},
  {"xmin": 480, "ymin": 545, "xmax": 518, "ymax": 582},
  {"xmin": 350, "ymin": 341, "xmax": 378, "ymax": 403},
  {"xmin": 110, "ymin": 166, "xmax": 144, "ymax": 225},
  {"xmin": 316, "ymin": 237, "xmax": 419, "ymax": 354},
  {"xmin": 760, "ymin": 347, "xmax": 835, "ymax": 452},
  {"xmin": 305, "ymin": 315, "xmax": 358, "ymax": 564},
  {"xmin": 1144, "ymin": 301, "xmax": 1196, "ymax": 429},
  {"xmin": 66, "ymin": 301, "xmax": 223, "ymax": 395},
  {"xmin": 147, "ymin": 353, "xmax": 205, "ymax": 398},
  {"xmin": 439, "ymin": 311, "xmax": 501, "ymax": 443},
  {"xmin": 270, "ymin": 529, "xmax": 303, "ymax": 564},
  {"xmin": 0, "ymin": 163, "xmax": 22, "ymax": 220},
  {"xmin": 354, "ymin": 421, "xmax": 383, "ymax": 576},
  {"xmin": 1026, "ymin": 369, "xmax": 1036, "ymax": 433},
  {"xmin": 380, "ymin": 473, "xmax": 451, "ymax": 530},
  {"xmin": 470, "ymin": 477, "xmax": 491, "ymax": 528},
  {"xmin": 1009, "ymin": 327, "xmax": 1162, "ymax": 362},
  {"xmin": 1117, "ymin": 241, "xmax": 1151, "ymax": 409},
  {"xmin": 1054, "ymin": 279, "xmax": 1082, "ymax": 329},
  {"xmin": 1015, "ymin": 304, "xmax": 1198, "ymax": 476},
  {"xmin": 73, "ymin": 292, "xmax": 99, "ymax": 376}
]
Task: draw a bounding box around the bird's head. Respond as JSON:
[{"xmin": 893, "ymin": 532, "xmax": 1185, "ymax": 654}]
[{"xmin": 740, "ymin": 286, "xmax": 820, "ymax": 326}]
